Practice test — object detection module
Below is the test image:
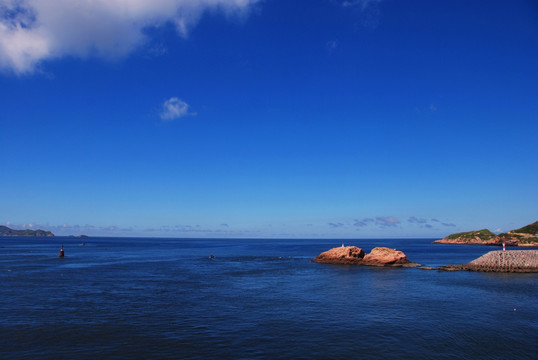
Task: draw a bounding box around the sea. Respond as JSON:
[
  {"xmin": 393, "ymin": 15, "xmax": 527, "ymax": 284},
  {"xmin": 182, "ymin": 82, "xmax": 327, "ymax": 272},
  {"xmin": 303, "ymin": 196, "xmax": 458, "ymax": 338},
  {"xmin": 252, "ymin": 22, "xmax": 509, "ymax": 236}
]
[{"xmin": 1, "ymin": 237, "xmax": 536, "ymax": 359}]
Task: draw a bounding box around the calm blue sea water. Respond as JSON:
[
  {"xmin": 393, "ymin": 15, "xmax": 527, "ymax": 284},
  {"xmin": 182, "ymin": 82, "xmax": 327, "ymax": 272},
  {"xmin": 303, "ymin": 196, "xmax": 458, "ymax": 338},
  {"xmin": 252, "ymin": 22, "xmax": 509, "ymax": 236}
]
[{"xmin": 1, "ymin": 237, "xmax": 537, "ymax": 359}]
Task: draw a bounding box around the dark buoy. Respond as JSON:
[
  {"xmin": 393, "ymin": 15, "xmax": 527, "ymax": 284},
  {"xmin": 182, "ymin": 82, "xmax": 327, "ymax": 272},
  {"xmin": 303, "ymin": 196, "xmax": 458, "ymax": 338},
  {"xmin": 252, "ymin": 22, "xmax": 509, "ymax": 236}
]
[
  {"xmin": 59, "ymin": 244, "xmax": 65, "ymax": 258},
  {"xmin": 209, "ymin": 253, "xmax": 215, "ymax": 259}
]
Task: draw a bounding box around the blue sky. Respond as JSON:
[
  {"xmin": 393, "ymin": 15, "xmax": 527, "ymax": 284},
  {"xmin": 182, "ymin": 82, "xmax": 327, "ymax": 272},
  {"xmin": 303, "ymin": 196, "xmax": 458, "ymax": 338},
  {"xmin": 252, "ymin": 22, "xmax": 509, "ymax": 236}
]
[{"xmin": 1, "ymin": 0, "xmax": 537, "ymax": 238}]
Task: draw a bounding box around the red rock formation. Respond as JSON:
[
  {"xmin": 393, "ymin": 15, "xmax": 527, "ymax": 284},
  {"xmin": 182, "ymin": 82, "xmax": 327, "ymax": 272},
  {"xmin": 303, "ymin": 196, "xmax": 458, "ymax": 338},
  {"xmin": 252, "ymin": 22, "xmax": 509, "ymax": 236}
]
[
  {"xmin": 362, "ymin": 247, "xmax": 410, "ymax": 266},
  {"xmin": 312, "ymin": 246, "xmax": 365, "ymax": 265},
  {"xmin": 312, "ymin": 246, "xmax": 418, "ymax": 267}
]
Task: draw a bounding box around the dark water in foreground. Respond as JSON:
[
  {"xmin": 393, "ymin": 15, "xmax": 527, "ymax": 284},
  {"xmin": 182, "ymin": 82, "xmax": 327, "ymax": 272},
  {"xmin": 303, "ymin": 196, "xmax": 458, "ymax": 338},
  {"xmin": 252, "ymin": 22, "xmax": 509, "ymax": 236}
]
[{"xmin": 1, "ymin": 237, "xmax": 537, "ymax": 359}]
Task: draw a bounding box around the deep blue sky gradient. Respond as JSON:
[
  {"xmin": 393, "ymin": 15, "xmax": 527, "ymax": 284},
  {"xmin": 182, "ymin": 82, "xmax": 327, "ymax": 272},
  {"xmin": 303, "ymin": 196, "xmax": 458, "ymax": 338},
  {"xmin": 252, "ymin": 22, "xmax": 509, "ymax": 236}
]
[{"xmin": 1, "ymin": 0, "xmax": 537, "ymax": 237}]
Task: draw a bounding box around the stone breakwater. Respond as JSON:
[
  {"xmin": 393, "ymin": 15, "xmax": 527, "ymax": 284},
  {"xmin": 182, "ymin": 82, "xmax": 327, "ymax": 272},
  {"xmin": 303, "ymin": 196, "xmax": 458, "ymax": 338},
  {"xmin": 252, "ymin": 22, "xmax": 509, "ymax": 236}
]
[
  {"xmin": 439, "ymin": 250, "xmax": 538, "ymax": 273},
  {"xmin": 466, "ymin": 250, "xmax": 538, "ymax": 272}
]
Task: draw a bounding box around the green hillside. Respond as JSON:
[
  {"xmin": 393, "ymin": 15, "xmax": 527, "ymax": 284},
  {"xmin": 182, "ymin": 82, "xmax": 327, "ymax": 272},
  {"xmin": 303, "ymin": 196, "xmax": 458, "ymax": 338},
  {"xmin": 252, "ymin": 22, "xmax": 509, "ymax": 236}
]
[
  {"xmin": 441, "ymin": 221, "xmax": 538, "ymax": 246},
  {"xmin": 511, "ymin": 221, "xmax": 538, "ymax": 235},
  {"xmin": 0, "ymin": 225, "xmax": 54, "ymax": 237},
  {"xmin": 446, "ymin": 229, "xmax": 496, "ymax": 241}
]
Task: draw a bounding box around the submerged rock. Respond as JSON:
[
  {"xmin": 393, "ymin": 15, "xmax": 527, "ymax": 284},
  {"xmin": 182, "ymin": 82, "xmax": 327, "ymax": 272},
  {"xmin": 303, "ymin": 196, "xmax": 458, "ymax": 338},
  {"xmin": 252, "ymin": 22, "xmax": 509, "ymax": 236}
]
[
  {"xmin": 312, "ymin": 246, "xmax": 418, "ymax": 267},
  {"xmin": 419, "ymin": 266, "xmax": 436, "ymax": 270},
  {"xmin": 437, "ymin": 265, "xmax": 465, "ymax": 272}
]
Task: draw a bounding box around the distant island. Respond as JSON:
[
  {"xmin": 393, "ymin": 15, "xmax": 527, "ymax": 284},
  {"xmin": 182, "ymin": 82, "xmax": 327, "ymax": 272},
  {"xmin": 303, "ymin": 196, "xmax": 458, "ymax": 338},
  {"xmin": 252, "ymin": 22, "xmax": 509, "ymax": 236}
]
[
  {"xmin": 434, "ymin": 220, "xmax": 538, "ymax": 247},
  {"xmin": 0, "ymin": 225, "xmax": 55, "ymax": 237}
]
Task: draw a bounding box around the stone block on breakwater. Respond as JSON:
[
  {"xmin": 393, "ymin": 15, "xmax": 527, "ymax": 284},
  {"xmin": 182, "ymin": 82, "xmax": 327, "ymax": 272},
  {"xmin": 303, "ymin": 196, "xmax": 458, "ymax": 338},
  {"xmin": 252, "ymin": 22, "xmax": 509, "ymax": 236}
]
[{"xmin": 464, "ymin": 250, "xmax": 538, "ymax": 273}]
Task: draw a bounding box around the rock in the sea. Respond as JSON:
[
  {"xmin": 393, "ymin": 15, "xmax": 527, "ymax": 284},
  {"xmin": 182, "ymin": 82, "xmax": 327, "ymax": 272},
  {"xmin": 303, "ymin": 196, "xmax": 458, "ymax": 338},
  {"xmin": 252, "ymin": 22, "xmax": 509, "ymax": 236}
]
[
  {"xmin": 362, "ymin": 247, "xmax": 411, "ymax": 266},
  {"xmin": 312, "ymin": 246, "xmax": 418, "ymax": 267},
  {"xmin": 437, "ymin": 264, "xmax": 465, "ymax": 272},
  {"xmin": 312, "ymin": 246, "xmax": 365, "ymax": 265}
]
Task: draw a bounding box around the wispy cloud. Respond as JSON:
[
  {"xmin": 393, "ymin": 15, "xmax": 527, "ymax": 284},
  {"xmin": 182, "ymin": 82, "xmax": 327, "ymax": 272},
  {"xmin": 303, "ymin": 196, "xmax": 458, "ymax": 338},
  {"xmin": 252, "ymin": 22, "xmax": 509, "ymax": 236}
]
[
  {"xmin": 353, "ymin": 219, "xmax": 368, "ymax": 227},
  {"xmin": 353, "ymin": 218, "xmax": 374, "ymax": 227},
  {"xmin": 409, "ymin": 217, "xmax": 456, "ymax": 228},
  {"xmin": 341, "ymin": 0, "xmax": 383, "ymax": 30},
  {"xmin": 352, "ymin": 216, "xmax": 400, "ymax": 228},
  {"xmin": 160, "ymin": 97, "xmax": 193, "ymax": 121},
  {"xmin": 375, "ymin": 216, "xmax": 400, "ymax": 227},
  {"xmin": 326, "ymin": 40, "xmax": 338, "ymax": 54},
  {"xmin": 408, "ymin": 216, "xmax": 427, "ymax": 224},
  {"xmin": 342, "ymin": 0, "xmax": 382, "ymax": 10},
  {"xmin": 0, "ymin": 0, "xmax": 261, "ymax": 74},
  {"xmin": 328, "ymin": 222, "xmax": 345, "ymax": 228}
]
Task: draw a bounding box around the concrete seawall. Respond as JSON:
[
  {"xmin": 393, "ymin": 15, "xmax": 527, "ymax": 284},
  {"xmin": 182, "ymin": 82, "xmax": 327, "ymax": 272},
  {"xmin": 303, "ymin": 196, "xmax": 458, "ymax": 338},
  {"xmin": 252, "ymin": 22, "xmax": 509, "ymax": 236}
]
[{"xmin": 464, "ymin": 250, "xmax": 538, "ymax": 273}]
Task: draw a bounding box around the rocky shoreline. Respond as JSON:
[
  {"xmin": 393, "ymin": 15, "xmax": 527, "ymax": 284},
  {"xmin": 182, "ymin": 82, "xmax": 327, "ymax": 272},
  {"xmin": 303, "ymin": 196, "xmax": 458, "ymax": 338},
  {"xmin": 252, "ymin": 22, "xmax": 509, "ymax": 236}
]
[
  {"xmin": 434, "ymin": 220, "xmax": 538, "ymax": 247},
  {"xmin": 313, "ymin": 246, "xmax": 538, "ymax": 273}
]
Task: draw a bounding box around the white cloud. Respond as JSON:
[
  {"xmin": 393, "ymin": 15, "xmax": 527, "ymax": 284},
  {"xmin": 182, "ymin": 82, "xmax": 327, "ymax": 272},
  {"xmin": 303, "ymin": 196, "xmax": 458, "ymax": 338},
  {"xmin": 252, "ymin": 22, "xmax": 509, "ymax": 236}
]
[
  {"xmin": 0, "ymin": 0, "xmax": 260, "ymax": 74},
  {"xmin": 326, "ymin": 39, "xmax": 338, "ymax": 54},
  {"xmin": 160, "ymin": 97, "xmax": 192, "ymax": 120}
]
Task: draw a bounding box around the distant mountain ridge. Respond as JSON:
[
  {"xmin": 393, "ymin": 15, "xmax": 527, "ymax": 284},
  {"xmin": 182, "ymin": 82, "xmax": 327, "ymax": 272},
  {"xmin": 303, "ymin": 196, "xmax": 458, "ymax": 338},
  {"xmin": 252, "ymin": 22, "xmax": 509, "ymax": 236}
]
[
  {"xmin": 0, "ymin": 225, "xmax": 55, "ymax": 237},
  {"xmin": 434, "ymin": 221, "xmax": 538, "ymax": 246}
]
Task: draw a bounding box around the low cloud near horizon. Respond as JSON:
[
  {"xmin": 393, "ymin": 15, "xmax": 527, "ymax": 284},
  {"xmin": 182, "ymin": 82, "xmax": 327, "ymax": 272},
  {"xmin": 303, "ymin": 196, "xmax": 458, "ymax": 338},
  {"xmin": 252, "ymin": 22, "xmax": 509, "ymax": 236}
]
[
  {"xmin": 4, "ymin": 221, "xmax": 239, "ymax": 236},
  {"xmin": 352, "ymin": 216, "xmax": 456, "ymax": 230},
  {"xmin": 0, "ymin": 0, "xmax": 261, "ymax": 74}
]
